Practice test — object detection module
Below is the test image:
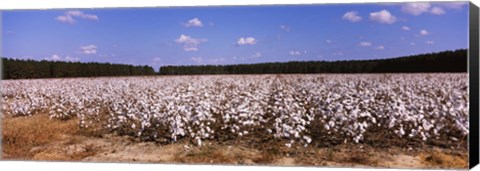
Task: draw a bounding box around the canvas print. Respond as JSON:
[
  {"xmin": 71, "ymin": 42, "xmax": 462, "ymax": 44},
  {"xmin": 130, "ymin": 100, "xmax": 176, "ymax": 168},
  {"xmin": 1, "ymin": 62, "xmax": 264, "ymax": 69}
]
[{"xmin": 0, "ymin": 1, "xmax": 471, "ymax": 169}]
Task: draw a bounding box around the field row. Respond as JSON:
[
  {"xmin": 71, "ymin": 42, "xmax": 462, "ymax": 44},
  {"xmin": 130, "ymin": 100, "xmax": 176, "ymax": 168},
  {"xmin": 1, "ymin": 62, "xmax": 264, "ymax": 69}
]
[{"xmin": 1, "ymin": 74, "xmax": 468, "ymax": 148}]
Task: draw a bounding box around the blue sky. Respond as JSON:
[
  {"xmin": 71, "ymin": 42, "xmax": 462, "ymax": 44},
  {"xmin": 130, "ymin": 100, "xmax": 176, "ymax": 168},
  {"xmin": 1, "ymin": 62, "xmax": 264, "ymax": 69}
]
[{"xmin": 2, "ymin": 2, "xmax": 469, "ymax": 70}]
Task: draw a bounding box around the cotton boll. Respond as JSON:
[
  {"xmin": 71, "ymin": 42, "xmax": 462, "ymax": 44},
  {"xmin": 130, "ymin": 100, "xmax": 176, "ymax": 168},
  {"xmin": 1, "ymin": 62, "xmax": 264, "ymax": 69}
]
[{"xmin": 3, "ymin": 74, "xmax": 468, "ymax": 148}]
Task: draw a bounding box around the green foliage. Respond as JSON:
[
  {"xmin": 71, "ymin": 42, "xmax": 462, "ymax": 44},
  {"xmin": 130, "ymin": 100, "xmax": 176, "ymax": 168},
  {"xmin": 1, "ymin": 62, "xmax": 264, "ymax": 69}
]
[
  {"xmin": 1, "ymin": 49, "xmax": 467, "ymax": 79},
  {"xmin": 159, "ymin": 49, "xmax": 467, "ymax": 75},
  {"xmin": 1, "ymin": 59, "xmax": 156, "ymax": 79}
]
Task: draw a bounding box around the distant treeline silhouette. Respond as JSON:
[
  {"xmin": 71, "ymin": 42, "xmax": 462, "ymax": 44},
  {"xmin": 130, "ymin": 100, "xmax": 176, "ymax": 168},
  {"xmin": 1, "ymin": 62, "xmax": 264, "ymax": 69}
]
[
  {"xmin": 2, "ymin": 59, "xmax": 155, "ymax": 79},
  {"xmin": 159, "ymin": 49, "xmax": 467, "ymax": 75},
  {"xmin": 1, "ymin": 49, "xmax": 467, "ymax": 79}
]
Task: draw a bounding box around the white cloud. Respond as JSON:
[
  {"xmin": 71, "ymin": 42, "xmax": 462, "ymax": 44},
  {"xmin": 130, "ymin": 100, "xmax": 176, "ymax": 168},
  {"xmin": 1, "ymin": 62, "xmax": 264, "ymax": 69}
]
[
  {"xmin": 289, "ymin": 51, "xmax": 301, "ymax": 56},
  {"xmin": 56, "ymin": 10, "xmax": 98, "ymax": 24},
  {"xmin": 375, "ymin": 45, "xmax": 385, "ymax": 50},
  {"xmin": 279, "ymin": 25, "xmax": 291, "ymax": 32},
  {"xmin": 184, "ymin": 18, "xmax": 203, "ymax": 27},
  {"xmin": 326, "ymin": 40, "xmax": 333, "ymax": 44},
  {"xmin": 402, "ymin": 26, "xmax": 411, "ymax": 31},
  {"xmin": 44, "ymin": 54, "xmax": 79, "ymax": 62},
  {"xmin": 420, "ymin": 29, "xmax": 429, "ymax": 36},
  {"xmin": 50, "ymin": 54, "xmax": 61, "ymax": 60},
  {"xmin": 359, "ymin": 41, "xmax": 372, "ymax": 47},
  {"xmin": 175, "ymin": 34, "xmax": 207, "ymax": 51},
  {"xmin": 190, "ymin": 57, "xmax": 203, "ymax": 63},
  {"xmin": 401, "ymin": 3, "xmax": 459, "ymax": 16},
  {"xmin": 370, "ymin": 10, "xmax": 397, "ymax": 24},
  {"xmin": 56, "ymin": 15, "xmax": 75, "ymax": 24},
  {"xmin": 80, "ymin": 45, "xmax": 98, "ymax": 54},
  {"xmin": 65, "ymin": 56, "xmax": 80, "ymax": 61},
  {"xmin": 342, "ymin": 11, "xmax": 362, "ymax": 22},
  {"xmin": 235, "ymin": 37, "xmax": 257, "ymax": 45},
  {"xmin": 430, "ymin": 6, "xmax": 446, "ymax": 15},
  {"xmin": 401, "ymin": 2, "xmax": 431, "ymax": 16},
  {"xmin": 410, "ymin": 42, "xmax": 416, "ymax": 46},
  {"xmin": 66, "ymin": 10, "xmax": 98, "ymax": 20},
  {"xmin": 426, "ymin": 40, "xmax": 435, "ymax": 45},
  {"xmin": 439, "ymin": 2, "xmax": 468, "ymax": 9},
  {"xmin": 65, "ymin": 10, "xmax": 83, "ymax": 16}
]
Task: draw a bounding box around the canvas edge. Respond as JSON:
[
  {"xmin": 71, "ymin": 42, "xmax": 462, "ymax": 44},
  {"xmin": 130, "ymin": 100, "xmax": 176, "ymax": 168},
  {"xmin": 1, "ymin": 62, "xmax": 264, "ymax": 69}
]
[{"xmin": 469, "ymin": 1, "xmax": 480, "ymax": 169}]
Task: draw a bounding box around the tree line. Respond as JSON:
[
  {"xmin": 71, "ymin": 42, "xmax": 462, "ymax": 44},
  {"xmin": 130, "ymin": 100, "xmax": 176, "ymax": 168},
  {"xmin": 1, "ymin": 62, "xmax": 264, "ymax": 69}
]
[
  {"xmin": 159, "ymin": 49, "xmax": 467, "ymax": 75},
  {"xmin": 1, "ymin": 49, "xmax": 468, "ymax": 79},
  {"xmin": 2, "ymin": 58, "xmax": 155, "ymax": 79}
]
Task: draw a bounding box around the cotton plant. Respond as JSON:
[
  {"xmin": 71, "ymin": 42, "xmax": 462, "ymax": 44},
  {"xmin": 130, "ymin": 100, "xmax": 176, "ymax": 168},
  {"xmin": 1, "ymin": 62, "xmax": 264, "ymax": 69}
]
[{"xmin": 0, "ymin": 74, "xmax": 469, "ymax": 148}]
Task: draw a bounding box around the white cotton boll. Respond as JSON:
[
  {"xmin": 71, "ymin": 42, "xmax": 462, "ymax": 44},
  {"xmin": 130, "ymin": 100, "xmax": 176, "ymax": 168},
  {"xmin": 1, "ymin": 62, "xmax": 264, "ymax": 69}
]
[
  {"xmin": 399, "ymin": 127, "xmax": 405, "ymax": 136},
  {"xmin": 288, "ymin": 129, "xmax": 296, "ymax": 135},
  {"xmin": 303, "ymin": 136, "xmax": 312, "ymax": 143},
  {"xmin": 4, "ymin": 74, "xmax": 468, "ymax": 150},
  {"xmin": 388, "ymin": 120, "xmax": 395, "ymax": 128},
  {"xmin": 361, "ymin": 121, "xmax": 368, "ymax": 128},
  {"xmin": 421, "ymin": 132, "xmax": 427, "ymax": 141},
  {"xmin": 197, "ymin": 139, "xmax": 202, "ymax": 146},
  {"xmin": 328, "ymin": 121, "xmax": 335, "ymax": 127},
  {"xmin": 298, "ymin": 125, "xmax": 305, "ymax": 131},
  {"xmin": 433, "ymin": 128, "xmax": 439, "ymax": 135}
]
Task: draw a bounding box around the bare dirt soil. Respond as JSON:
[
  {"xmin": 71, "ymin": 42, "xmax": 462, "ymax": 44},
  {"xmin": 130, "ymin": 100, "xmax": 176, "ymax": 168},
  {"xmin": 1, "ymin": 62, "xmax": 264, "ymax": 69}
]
[{"xmin": 1, "ymin": 114, "xmax": 468, "ymax": 169}]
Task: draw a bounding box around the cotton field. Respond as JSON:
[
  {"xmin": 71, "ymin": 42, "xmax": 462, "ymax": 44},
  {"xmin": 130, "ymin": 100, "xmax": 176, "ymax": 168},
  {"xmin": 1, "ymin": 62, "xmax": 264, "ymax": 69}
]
[{"xmin": 1, "ymin": 74, "xmax": 469, "ymax": 148}]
